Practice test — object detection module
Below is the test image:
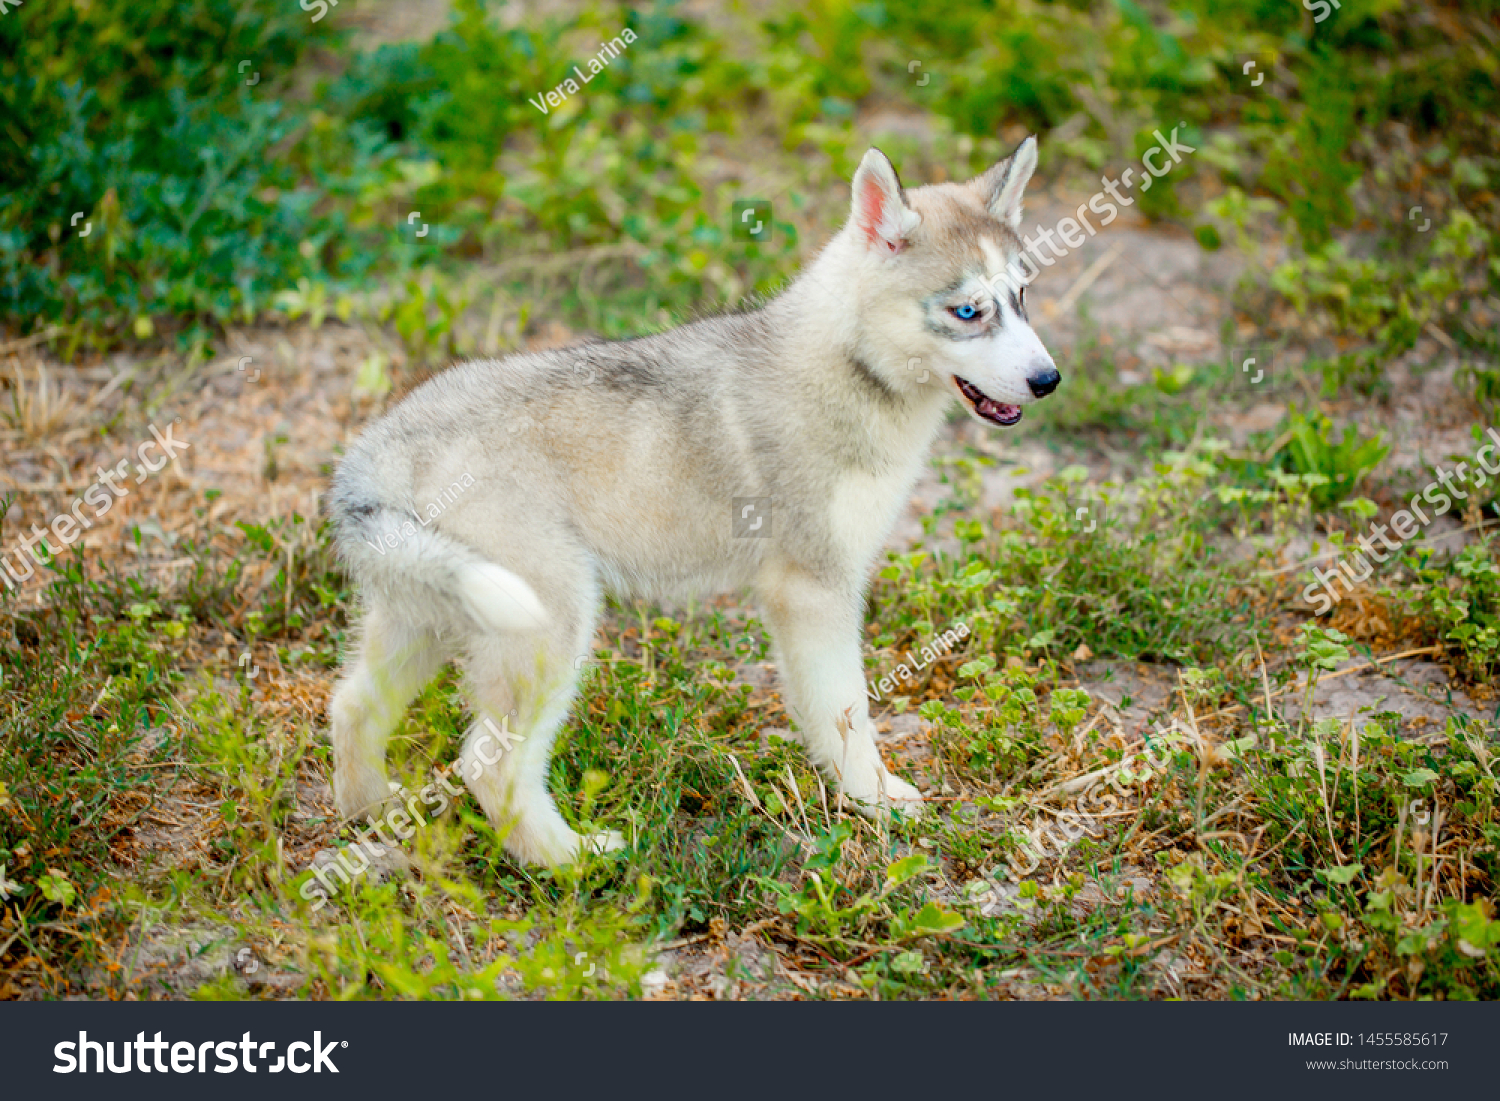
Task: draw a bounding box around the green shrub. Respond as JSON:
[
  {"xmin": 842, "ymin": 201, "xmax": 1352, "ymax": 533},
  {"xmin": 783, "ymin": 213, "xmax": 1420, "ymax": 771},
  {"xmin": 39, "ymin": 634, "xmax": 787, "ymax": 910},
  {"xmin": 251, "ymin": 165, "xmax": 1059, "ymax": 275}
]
[{"xmin": 0, "ymin": 0, "xmax": 351, "ymax": 342}]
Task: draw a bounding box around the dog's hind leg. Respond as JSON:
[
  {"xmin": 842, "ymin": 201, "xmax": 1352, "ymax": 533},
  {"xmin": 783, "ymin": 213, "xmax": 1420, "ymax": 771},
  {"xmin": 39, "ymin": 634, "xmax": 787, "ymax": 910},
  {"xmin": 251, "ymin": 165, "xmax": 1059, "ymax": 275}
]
[
  {"xmin": 457, "ymin": 566, "xmax": 624, "ymax": 867},
  {"xmin": 756, "ymin": 563, "xmax": 924, "ymax": 815},
  {"xmin": 330, "ymin": 605, "xmax": 447, "ymax": 822}
]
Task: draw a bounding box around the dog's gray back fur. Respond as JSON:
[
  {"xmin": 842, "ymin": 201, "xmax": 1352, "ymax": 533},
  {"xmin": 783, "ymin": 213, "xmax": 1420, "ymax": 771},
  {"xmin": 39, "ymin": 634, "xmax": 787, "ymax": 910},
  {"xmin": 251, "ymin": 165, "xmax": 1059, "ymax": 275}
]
[{"xmin": 330, "ymin": 289, "xmax": 934, "ymax": 611}]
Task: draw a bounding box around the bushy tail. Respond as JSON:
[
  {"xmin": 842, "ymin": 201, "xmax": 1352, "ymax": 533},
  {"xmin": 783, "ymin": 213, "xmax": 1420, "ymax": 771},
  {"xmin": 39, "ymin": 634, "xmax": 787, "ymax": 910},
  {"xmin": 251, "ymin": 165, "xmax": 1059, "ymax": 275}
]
[{"xmin": 333, "ymin": 504, "xmax": 547, "ymax": 633}]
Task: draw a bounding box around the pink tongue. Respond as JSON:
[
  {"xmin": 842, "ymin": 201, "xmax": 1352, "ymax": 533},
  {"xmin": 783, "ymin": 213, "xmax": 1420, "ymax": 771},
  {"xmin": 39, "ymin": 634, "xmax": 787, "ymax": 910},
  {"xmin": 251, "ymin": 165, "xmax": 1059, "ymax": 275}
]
[{"xmin": 980, "ymin": 398, "xmax": 1020, "ymax": 421}]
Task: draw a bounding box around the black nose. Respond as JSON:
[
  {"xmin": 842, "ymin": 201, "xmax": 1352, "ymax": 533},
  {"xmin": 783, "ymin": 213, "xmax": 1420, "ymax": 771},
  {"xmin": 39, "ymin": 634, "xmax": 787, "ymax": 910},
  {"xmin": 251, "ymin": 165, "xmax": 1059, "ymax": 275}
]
[{"xmin": 1027, "ymin": 366, "xmax": 1061, "ymax": 397}]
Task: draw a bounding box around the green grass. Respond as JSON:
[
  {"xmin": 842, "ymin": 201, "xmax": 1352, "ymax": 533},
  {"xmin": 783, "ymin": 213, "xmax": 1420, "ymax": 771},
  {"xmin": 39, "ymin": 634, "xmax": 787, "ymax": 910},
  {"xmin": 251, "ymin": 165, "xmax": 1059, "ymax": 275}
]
[
  {"xmin": 4, "ymin": 447, "xmax": 1496, "ymax": 999},
  {"xmin": 0, "ymin": 555, "xmax": 188, "ymax": 986}
]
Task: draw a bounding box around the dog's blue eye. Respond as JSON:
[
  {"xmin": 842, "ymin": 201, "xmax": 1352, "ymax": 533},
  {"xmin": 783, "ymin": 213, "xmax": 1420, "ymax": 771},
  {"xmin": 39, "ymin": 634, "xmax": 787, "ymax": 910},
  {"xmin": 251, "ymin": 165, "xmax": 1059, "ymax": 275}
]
[{"xmin": 954, "ymin": 303, "xmax": 978, "ymax": 320}]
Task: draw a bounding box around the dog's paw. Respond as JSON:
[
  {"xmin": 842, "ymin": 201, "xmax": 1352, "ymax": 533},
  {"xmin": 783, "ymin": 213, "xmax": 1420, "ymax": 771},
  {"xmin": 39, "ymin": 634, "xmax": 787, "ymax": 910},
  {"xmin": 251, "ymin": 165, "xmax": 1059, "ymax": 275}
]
[
  {"xmin": 546, "ymin": 828, "xmax": 627, "ymax": 866},
  {"xmin": 308, "ymin": 839, "xmax": 409, "ymax": 897},
  {"xmin": 508, "ymin": 819, "xmax": 628, "ymax": 867},
  {"xmin": 332, "ymin": 768, "xmax": 395, "ymax": 823},
  {"xmin": 581, "ymin": 829, "xmax": 628, "ymax": 856},
  {"xmin": 879, "ymin": 771, "xmax": 925, "ymax": 811},
  {"xmin": 844, "ymin": 770, "xmax": 925, "ymax": 819}
]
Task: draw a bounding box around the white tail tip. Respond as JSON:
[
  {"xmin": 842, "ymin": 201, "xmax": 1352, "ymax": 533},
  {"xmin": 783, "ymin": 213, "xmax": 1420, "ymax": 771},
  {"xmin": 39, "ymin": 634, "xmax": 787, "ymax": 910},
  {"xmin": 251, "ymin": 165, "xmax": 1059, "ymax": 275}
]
[{"xmin": 457, "ymin": 561, "xmax": 547, "ymax": 633}]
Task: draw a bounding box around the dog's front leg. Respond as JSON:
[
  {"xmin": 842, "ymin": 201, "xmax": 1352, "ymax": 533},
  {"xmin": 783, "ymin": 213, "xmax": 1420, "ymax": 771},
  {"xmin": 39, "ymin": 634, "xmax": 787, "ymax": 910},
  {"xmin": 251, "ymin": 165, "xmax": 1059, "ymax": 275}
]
[{"xmin": 755, "ymin": 564, "xmax": 923, "ymax": 815}]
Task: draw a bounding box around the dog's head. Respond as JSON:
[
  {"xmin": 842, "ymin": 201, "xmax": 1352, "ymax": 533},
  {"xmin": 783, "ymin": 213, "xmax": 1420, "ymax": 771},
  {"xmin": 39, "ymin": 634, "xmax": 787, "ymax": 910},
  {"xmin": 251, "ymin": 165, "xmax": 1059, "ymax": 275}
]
[{"xmin": 842, "ymin": 138, "xmax": 1059, "ymax": 427}]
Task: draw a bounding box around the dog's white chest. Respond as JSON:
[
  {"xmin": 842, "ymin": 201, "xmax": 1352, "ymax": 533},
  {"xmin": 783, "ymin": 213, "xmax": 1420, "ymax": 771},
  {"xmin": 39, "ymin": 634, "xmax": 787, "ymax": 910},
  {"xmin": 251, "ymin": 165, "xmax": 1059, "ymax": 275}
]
[{"xmin": 829, "ymin": 464, "xmax": 919, "ymax": 564}]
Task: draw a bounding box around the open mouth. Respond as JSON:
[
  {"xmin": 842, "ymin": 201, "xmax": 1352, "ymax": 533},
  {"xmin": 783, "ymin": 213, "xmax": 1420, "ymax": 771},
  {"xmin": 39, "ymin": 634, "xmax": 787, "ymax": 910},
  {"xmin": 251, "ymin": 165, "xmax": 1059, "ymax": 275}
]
[{"xmin": 953, "ymin": 376, "xmax": 1023, "ymax": 427}]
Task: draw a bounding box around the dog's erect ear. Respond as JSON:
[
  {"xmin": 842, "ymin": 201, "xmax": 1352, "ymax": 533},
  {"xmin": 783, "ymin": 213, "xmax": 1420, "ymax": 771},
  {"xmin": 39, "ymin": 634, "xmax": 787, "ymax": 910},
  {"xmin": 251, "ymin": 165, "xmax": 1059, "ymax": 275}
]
[
  {"xmin": 974, "ymin": 135, "xmax": 1038, "ymax": 231},
  {"xmin": 851, "ymin": 148, "xmax": 921, "ymax": 254}
]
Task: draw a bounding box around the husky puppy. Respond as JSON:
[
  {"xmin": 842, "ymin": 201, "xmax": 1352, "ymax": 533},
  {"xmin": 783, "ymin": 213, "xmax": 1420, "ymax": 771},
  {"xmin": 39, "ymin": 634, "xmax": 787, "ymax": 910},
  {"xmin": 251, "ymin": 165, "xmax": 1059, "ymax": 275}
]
[{"xmin": 327, "ymin": 138, "xmax": 1060, "ymax": 865}]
